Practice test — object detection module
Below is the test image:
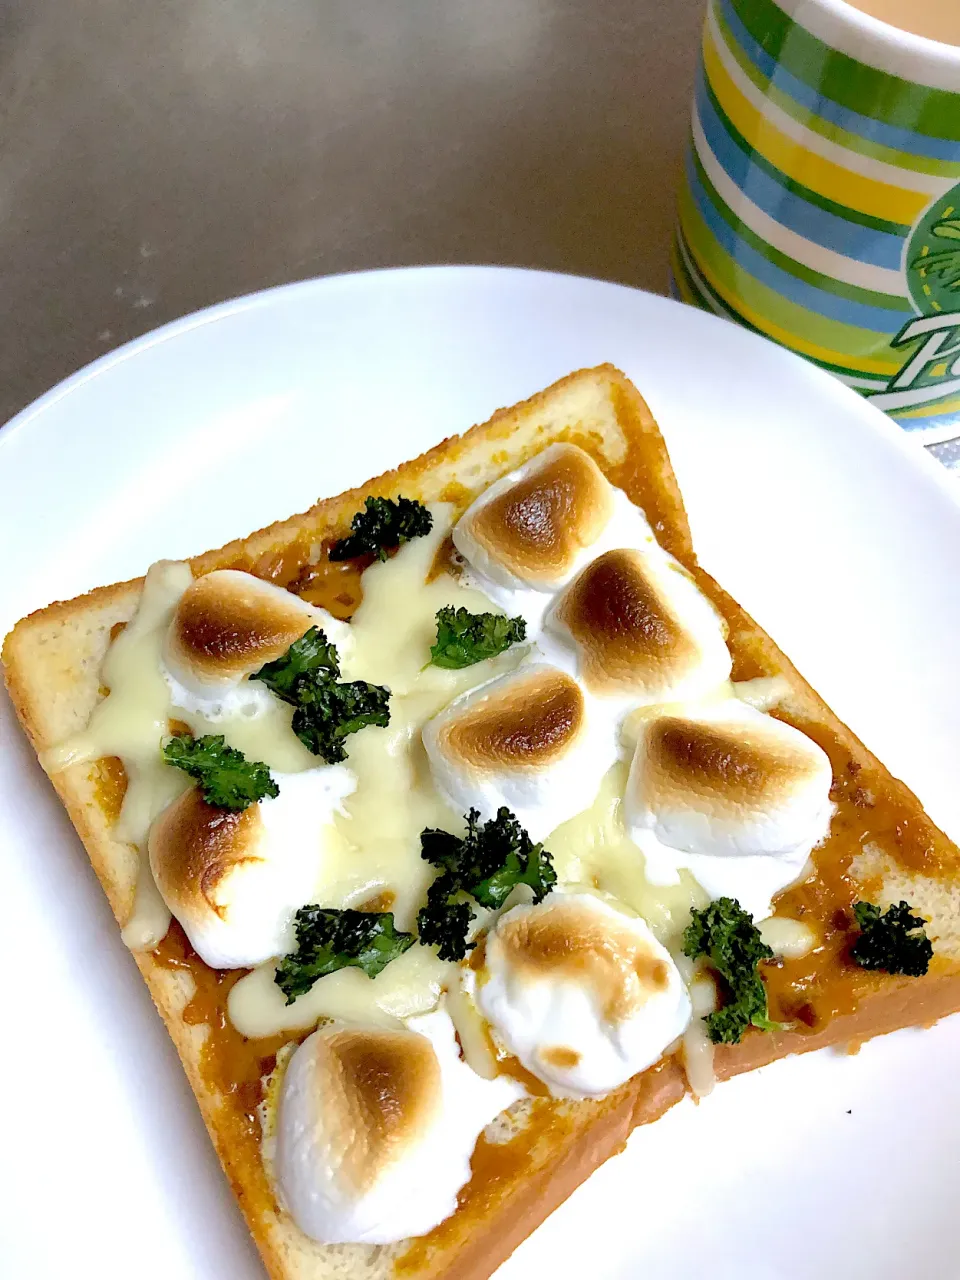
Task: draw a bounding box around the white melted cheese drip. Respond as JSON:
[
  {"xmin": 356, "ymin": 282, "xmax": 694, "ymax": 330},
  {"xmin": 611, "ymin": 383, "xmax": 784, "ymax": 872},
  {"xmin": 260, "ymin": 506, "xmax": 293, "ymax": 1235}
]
[
  {"xmin": 44, "ymin": 560, "xmax": 192, "ymax": 948},
  {"xmin": 44, "ymin": 560, "xmax": 325, "ymax": 950}
]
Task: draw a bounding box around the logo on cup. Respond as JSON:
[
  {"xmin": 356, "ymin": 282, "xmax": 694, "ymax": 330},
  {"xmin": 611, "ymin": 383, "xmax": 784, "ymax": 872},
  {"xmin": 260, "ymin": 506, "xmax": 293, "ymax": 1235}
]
[{"xmin": 870, "ymin": 183, "xmax": 960, "ymax": 414}]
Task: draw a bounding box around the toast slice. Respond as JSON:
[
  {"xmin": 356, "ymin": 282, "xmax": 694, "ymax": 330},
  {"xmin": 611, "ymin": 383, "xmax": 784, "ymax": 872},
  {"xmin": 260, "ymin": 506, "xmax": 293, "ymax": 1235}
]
[{"xmin": 5, "ymin": 365, "xmax": 960, "ymax": 1280}]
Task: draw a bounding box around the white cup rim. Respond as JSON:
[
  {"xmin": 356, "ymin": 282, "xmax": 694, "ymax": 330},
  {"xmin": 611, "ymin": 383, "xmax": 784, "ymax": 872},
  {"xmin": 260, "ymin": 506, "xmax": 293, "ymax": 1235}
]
[{"xmin": 775, "ymin": 0, "xmax": 960, "ymax": 89}]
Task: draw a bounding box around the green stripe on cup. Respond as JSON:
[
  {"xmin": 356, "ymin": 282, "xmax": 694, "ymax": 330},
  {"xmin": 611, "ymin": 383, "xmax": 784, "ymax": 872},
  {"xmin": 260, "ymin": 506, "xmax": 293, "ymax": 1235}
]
[
  {"xmin": 674, "ymin": 221, "xmax": 891, "ymax": 385},
  {"xmin": 713, "ymin": 0, "xmax": 960, "ymax": 178},
  {"xmin": 678, "ymin": 181, "xmax": 903, "ymax": 370},
  {"xmin": 673, "ymin": 226, "xmax": 751, "ymax": 323},
  {"xmin": 701, "ymin": 67, "xmax": 910, "ymax": 235},
  {"xmin": 729, "ymin": 0, "xmax": 960, "ymax": 140},
  {"xmin": 672, "ymin": 234, "xmax": 723, "ymax": 312},
  {"xmin": 689, "ymin": 145, "xmax": 912, "ymax": 314}
]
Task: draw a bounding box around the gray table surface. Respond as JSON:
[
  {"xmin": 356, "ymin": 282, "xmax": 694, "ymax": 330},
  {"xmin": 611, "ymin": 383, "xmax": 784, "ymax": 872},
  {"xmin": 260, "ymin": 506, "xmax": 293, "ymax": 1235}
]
[
  {"xmin": 1, "ymin": 0, "xmax": 953, "ymax": 468},
  {"xmin": 0, "ymin": 0, "xmax": 702, "ymax": 425}
]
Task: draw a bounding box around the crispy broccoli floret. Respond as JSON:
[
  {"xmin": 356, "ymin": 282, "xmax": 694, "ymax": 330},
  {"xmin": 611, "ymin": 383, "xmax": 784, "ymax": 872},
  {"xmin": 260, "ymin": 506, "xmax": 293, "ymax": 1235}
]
[
  {"xmin": 254, "ymin": 626, "xmax": 340, "ymax": 695},
  {"xmin": 416, "ymin": 888, "xmax": 477, "ymax": 963},
  {"xmin": 253, "ymin": 626, "xmax": 390, "ymax": 763},
  {"xmin": 289, "ymin": 677, "xmax": 391, "ymax": 763}
]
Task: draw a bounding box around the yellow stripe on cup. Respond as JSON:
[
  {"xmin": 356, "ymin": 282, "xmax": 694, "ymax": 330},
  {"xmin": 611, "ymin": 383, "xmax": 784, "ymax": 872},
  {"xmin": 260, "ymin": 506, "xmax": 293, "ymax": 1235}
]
[
  {"xmin": 702, "ymin": 23, "xmax": 929, "ymax": 228},
  {"xmin": 678, "ymin": 188, "xmax": 902, "ymax": 376}
]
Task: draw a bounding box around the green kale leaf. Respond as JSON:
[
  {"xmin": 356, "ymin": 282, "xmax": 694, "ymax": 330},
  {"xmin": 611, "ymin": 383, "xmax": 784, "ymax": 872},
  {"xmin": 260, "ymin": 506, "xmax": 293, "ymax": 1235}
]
[
  {"xmin": 254, "ymin": 625, "xmax": 340, "ymax": 697},
  {"xmin": 274, "ymin": 905, "xmax": 415, "ymax": 1003},
  {"xmin": 850, "ymin": 900, "xmax": 932, "ymax": 977},
  {"xmin": 429, "ymin": 606, "xmax": 527, "ymax": 669},
  {"xmin": 290, "ymin": 678, "xmax": 391, "ymax": 763},
  {"xmin": 329, "ymin": 496, "xmax": 433, "ymax": 562},
  {"xmin": 416, "ymin": 888, "xmax": 478, "ymax": 963},
  {"xmin": 253, "ymin": 626, "xmax": 390, "ymax": 764},
  {"xmin": 682, "ymin": 896, "xmax": 783, "ymax": 1045},
  {"xmin": 416, "ymin": 807, "xmax": 557, "ymax": 961},
  {"xmin": 162, "ymin": 733, "xmax": 279, "ymax": 811}
]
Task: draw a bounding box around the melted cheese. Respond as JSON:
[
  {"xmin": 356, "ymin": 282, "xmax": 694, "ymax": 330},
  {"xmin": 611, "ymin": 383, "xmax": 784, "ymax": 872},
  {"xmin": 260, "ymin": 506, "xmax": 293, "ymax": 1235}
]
[
  {"xmin": 44, "ymin": 560, "xmax": 320, "ymax": 950},
  {"xmin": 226, "ymin": 513, "xmax": 718, "ymax": 1040},
  {"xmin": 229, "ymin": 944, "xmax": 452, "ymax": 1038},
  {"xmin": 228, "ymin": 511, "xmax": 527, "ymax": 1031},
  {"xmin": 758, "ymin": 915, "xmax": 816, "ymax": 959},
  {"xmin": 731, "ymin": 675, "xmax": 792, "ymax": 712},
  {"xmin": 51, "ymin": 479, "xmax": 816, "ymax": 1114},
  {"xmin": 677, "ymin": 956, "xmax": 717, "ymax": 1099},
  {"xmin": 546, "ymin": 762, "xmax": 709, "ymax": 948},
  {"xmin": 310, "ymin": 507, "xmax": 527, "ymax": 932},
  {"xmin": 44, "ymin": 562, "xmax": 192, "ymax": 948},
  {"xmin": 44, "ymin": 561, "xmax": 193, "ymax": 844}
]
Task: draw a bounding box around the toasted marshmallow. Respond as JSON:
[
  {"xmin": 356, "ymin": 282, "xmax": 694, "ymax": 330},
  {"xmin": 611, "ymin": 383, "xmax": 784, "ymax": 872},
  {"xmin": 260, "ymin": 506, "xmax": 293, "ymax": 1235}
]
[
  {"xmin": 624, "ymin": 701, "xmax": 833, "ymax": 919},
  {"xmin": 163, "ymin": 569, "xmax": 350, "ymax": 719},
  {"xmin": 147, "ymin": 766, "xmax": 354, "ymax": 968},
  {"xmin": 541, "ymin": 548, "xmax": 731, "ymax": 708},
  {"xmin": 452, "ymin": 444, "xmax": 653, "ymax": 627},
  {"xmin": 422, "ymin": 664, "xmax": 617, "ymax": 841},
  {"xmin": 273, "ymin": 1009, "xmax": 523, "ymax": 1244},
  {"xmin": 473, "ymin": 893, "xmax": 691, "ymax": 1098}
]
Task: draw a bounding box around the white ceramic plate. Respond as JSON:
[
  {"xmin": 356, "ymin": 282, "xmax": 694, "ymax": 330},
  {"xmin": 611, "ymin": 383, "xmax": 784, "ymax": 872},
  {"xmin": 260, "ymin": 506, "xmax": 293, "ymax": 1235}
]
[{"xmin": 2, "ymin": 266, "xmax": 960, "ymax": 1280}]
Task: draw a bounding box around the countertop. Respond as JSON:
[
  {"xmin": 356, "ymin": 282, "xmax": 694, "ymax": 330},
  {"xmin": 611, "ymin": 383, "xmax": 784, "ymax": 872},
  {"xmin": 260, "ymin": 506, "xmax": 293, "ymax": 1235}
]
[{"xmin": 0, "ymin": 0, "xmax": 704, "ymax": 425}]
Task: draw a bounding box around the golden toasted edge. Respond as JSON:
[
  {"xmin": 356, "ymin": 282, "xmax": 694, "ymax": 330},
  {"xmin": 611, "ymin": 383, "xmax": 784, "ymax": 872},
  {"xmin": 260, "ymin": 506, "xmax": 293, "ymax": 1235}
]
[{"xmin": 5, "ymin": 362, "xmax": 960, "ymax": 1280}]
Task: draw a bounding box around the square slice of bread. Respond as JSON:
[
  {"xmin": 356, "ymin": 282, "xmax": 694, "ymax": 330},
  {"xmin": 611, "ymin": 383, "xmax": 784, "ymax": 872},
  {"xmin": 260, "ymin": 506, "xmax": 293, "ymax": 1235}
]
[{"xmin": 5, "ymin": 365, "xmax": 960, "ymax": 1280}]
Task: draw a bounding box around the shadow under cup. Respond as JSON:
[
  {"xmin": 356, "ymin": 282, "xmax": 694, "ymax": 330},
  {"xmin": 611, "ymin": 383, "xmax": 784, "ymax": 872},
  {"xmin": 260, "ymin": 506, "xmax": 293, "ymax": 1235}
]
[{"xmin": 673, "ymin": 0, "xmax": 960, "ymax": 445}]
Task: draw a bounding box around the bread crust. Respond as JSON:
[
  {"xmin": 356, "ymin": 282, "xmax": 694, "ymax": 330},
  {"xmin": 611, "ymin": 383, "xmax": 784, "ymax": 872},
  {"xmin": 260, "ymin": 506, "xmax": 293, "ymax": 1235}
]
[{"xmin": 5, "ymin": 365, "xmax": 960, "ymax": 1280}]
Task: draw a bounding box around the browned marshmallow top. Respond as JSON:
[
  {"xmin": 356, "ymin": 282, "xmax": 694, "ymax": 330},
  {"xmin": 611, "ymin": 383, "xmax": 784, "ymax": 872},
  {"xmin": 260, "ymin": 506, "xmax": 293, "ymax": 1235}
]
[
  {"xmin": 167, "ymin": 569, "xmax": 316, "ymax": 683},
  {"xmin": 640, "ymin": 713, "xmax": 822, "ymax": 812},
  {"xmin": 552, "ymin": 549, "xmax": 697, "ymax": 696},
  {"xmin": 493, "ymin": 897, "xmax": 671, "ymax": 1023},
  {"xmin": 436, "ymin": 667, "xmax": 586, "ymax": 772},
  {"xmin": 308, "ymin": 1028, "xmax": 442, "ymax": 1193},
  {"xmin": 147, "ymin": 786, "xmax": 264, "ymax": 917},
  {"xmin": 467, "ymin": 445, "xmax": 614, "ymax": 586}
]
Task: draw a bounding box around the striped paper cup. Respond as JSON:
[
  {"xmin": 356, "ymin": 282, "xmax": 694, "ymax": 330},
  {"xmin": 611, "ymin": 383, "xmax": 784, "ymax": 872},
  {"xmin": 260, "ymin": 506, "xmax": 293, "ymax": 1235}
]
[{"xmin": 673, "ymin": 0, "xmax": 960, "ymax": 442}]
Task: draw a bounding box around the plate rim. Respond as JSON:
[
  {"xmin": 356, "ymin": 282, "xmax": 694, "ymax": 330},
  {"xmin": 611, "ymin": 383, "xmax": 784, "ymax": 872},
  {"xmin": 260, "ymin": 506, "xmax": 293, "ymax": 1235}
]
[
  {"xmin": 3, "ymin": 263, "xmax": 958, "ymax": 521},
  {"xmin": 3, "ymin": 261, "xmax": 960, "ymax": 1279}
]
